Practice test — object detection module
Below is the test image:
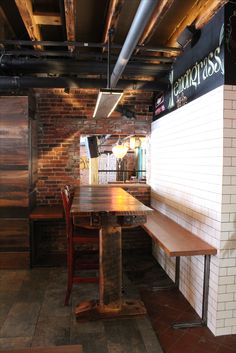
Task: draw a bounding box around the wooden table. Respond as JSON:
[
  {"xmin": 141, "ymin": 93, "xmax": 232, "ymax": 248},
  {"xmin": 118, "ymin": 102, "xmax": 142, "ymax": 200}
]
[{"xmin": 71, "ymin": 186, "xmax": 153, "ymax": 318}]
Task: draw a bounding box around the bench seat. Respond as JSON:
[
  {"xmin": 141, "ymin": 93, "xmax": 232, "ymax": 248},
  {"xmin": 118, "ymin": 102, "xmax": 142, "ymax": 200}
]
[
  {"xmin": 2, "ymin": 344, "xmax": 83, "ymax": 353},
  {"xmin": 29, "ymin": 205, "xmax": 64, "ymax": 220},
  {"xmin": 142, "ymin": 210, "xmax": 217, "ymax": 257},
  {"xmin": 141, "ymin": 209, "xmax": 217, "ymax": 329},
  {"xmin": 29, "ymin": 205, "xmax": 64, "ymax": 267}
]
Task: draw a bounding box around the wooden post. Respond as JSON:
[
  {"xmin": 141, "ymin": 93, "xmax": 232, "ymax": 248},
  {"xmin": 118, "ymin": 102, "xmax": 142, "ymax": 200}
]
[
  {"xmin": 89, "ymin": 157, "xmax": 99, "ymax": 184},
  {"xmin": 99, "ymin": 225, "xmax": 122, "ymax": 312}
]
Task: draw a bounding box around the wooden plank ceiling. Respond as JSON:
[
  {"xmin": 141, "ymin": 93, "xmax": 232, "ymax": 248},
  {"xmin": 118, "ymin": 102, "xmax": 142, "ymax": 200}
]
[{"xmin": 0, "ymin": 0, "xmax": 228, "ymax": 91}]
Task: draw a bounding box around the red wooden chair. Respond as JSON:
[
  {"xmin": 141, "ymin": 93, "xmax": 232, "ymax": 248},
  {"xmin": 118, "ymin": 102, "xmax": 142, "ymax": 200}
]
[{"xmin": 61, "ymin": 186, "xmax": 99, "ymax": 306}]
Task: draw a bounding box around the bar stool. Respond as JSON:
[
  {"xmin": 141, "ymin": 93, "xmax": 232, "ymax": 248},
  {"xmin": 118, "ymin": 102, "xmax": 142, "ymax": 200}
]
[{"xmin": 61, "ymin": 186, "xmax": 99, "ymax": 306}]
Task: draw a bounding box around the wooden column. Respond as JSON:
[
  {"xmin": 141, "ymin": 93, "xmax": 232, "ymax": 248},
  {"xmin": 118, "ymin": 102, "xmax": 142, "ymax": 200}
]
[{"xmin": 99, "ymin": 225, "xmax": 122, "ymax": 312}]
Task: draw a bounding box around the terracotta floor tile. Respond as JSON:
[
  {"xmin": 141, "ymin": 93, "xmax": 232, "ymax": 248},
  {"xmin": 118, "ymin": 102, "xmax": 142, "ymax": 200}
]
[
  {"xmin": 131, "ymin": 255, "xmax": 236, "ymax": 353},
  {"xmin": 166, "ymin": 332, "xmax": 200, "ymax": 353},
  {"xmin": 218, "ymin": 334, "xmax": 236, "ymax": 349},
  {"xmin": 158, "ymin": 326, "xmax": 186, "ymax": 351},
  {"xmin": 215, "ymin": 344, "xmax": 236, "ymax": 353}
]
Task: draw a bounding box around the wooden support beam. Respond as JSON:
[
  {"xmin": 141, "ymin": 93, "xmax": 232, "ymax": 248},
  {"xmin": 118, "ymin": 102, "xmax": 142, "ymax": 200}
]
[
  {"xmin": 64, "ymin": 0, "xmax": 76, "ymax": 52},
  {"xmin": 166, "ymin": 0, "xmax": 228, "ymax": 47},
  {"xmin": 0, "ymin": 6, "xmax": 15, "ymax": 42},
  {"xmin": 15, "ymin": 0, "xmax": 42, "ymax": 49},
  {"xmin": 102, "ymin": 0, "xmax": 125, "ymax": 52},
  {"xmin": 195, "ymin": 0, "xmax": 228, "ymax": 29},
  {"xmin": 138, "ymin": 0, "xmax": 174, "ymax": 46},
  {"xmin": 33, "ymin": 12, "xmax": 62, "ymax": 26}
]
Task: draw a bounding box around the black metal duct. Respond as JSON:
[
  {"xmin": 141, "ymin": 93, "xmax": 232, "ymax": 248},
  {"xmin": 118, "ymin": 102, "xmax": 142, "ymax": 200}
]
[
  {"xmin": 0, "ymin": 76, "xmax": 168, "ymax": 91},
  {"xmin": 0, "ymin": 57, "xmax": 171, "ymax": 75},
  {"xmin": 0, "ymin": 39, "xmax": 181, "ymax": 54}
]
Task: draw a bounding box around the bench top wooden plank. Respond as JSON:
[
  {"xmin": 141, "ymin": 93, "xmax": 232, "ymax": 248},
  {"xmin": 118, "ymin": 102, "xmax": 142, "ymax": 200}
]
[
  {"xmin": 142, "ymin": 211, "xmax": 217, "ymax": 257},
  {"xmin": 29, "ymin": 205, "xmax": 64, "ymax": 220},
  {"xmin": 2, "ymin": 345, "xmax": 83, "ymax": 353}
]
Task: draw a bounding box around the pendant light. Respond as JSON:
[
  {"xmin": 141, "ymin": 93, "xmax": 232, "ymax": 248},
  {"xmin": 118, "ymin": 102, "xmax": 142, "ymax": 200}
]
[{"xmin": 112, "ymin": 137, "xmax": 128, "ymax": 160}]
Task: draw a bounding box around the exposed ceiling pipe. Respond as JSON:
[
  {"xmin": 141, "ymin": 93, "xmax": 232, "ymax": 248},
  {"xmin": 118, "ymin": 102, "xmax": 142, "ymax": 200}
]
[
  {"xmin": 0, "ymin": 76, "xmax": 167, "ymax": 91},
  {"xmin": 0, "ymin": 57, "xmax": 171, "ymax": 75},
  {"xmin": 0, "ymin": 40, "xmax": 181, "ymax": 53},
  {"xmin": 110, "ymin": 0, "xmax": 159, "ymax": 88},
  {"xmin": 2, "ymin": 50, "xmax": 174, "ymax": 63}
]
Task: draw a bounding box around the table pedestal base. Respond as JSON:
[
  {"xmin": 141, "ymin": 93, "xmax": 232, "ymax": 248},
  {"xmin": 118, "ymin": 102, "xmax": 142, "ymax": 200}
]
[{"xmin": 75, "ymin": 299, "xmax": 146, "ymax": 320}]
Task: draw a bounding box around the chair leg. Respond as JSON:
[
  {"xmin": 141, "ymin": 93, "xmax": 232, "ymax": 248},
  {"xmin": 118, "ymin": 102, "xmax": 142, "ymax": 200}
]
[{"xmin": 64, "ymin": 247, "xmax": 73, "ymax": 306}]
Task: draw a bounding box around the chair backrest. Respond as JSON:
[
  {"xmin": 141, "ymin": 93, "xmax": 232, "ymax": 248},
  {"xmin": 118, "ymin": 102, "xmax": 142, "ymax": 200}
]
[
  {"xmin": 61, "ymin": 186, "xmax": 74, "ymax": 238},
  {"xmin": 64, "ymin": 185, "xmax": 75, "ymax": 206}
]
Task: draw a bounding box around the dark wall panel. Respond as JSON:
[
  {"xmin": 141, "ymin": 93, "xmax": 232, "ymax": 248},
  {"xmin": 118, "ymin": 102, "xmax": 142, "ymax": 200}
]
[
  {"xmin": 0, "ymin": 170, "xmax": 28, "ymax": 207},
  {"xmin": 0, "ymin": 95, "xmax": 36, "ymax": 269},
  {"xmin": 0, "ymin": 97, "xmax": 28, "ymax": 167},
  {"xmin": 0, "ymin": 253, "xmax": 30, "ymax": 269},
  {"xmin": 0, "ymin": 219, "xmax": 29, "ymax": 250}
]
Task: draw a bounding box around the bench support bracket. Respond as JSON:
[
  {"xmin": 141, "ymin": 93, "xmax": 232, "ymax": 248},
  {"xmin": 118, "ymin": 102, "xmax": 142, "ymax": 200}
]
[
  {"xmin": 172, "ymin": 254, "xmax": 211, "ymax": 329},
  {"xmin": 152, "ymin": 256, "xmax": 180, "ymax": 291}
]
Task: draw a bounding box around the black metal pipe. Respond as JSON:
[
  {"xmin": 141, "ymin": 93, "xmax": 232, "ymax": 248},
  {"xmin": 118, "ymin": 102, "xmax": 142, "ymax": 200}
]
[
  {"xmin": 0, "ymin": 76, "xmax": 168, "ymax": 91},
  {"xmin": 107, "ymin": 29, "xmax": 113, "ymax": 89},
  {"xmin": 0, "ymin": 57, "xmax": 171, "ymax": 74},
  {"xmin": 1, "ymin": 51, "xmax": 175, "ymax": 63},
  {"xmin": 0, "ymin": 39, "xmax": 181, "ymax": 53}
]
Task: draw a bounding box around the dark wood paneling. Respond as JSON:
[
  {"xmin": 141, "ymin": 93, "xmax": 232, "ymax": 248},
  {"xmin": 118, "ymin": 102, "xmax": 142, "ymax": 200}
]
[
  {"xmin": 0, "ymin": 252, "xmax": 30, "ymax": 269},
  {"xmin": 30, "ymin": 118, "xmax": 38, "ymax": 189},
  {"xmin": 0, "ymin": 96, "xmax": 28, "ymax": 116},
  {"xmin": 0, "ymin": 97, "xmax": 28, "ymax": 166},
  {"xmin": 0, "ymin": 219, "xmax": 29, "ymax": 250},
  {"xmin": 0, "ymin": 207, "xmax": 29, "ymax": 218},
  {"xmin": 0, "ymin": 170, "xmax": 28, "ymax": 207},
  {"xmin": 0, "ymin": 96, "xmax": 34, "ymax": 269}
]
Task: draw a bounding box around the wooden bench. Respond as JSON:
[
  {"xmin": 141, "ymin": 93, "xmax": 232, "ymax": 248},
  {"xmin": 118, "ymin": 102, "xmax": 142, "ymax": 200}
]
[
  {"xmin": 2, "ymin": 344, "xmax": 83, "ymax": 353},
  {"xmin": 29, "ymin": 206, "xmax": 64, "ymax": 221},
  {"xmin": 29, "ymin": 206, "xmax": 64, "ymax": 267},
  {"xmin": 142, "ymin": 210, "xmax": 217, "ymax": 329}
]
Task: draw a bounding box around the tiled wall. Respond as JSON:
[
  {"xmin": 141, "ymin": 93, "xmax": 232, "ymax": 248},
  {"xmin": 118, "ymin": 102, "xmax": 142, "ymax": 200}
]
[
  {"xmin": 218, "ymin": 85, "xmax": 236, "ymax": 335},
  {"xmin": 149, "ymin": 86, "xmax": 225, "ymax": 335}
]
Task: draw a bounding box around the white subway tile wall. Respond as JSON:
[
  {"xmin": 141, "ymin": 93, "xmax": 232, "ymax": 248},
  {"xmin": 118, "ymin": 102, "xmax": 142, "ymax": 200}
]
[{"xmin": 149, "ymin": 85, "xmax": 236, "ymax": 335}]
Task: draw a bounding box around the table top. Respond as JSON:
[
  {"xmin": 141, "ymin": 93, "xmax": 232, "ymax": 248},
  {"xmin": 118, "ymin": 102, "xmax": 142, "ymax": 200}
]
[{"xmin": 71, "ymin": 186, "xmax": 153, "ymax": 216}]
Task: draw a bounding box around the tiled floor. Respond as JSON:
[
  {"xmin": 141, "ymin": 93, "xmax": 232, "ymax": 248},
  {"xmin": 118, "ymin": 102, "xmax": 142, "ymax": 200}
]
[
  {"xmin": 0, "ymin": 254, "xmax": 236, "ymax": 353},
  {"xmin": 125, "ymin": 255, "xmax": 236, "ymax": 353},
  {"xmin": 0, "ymin": 260, "xmax": 162, "ymax": 353}
]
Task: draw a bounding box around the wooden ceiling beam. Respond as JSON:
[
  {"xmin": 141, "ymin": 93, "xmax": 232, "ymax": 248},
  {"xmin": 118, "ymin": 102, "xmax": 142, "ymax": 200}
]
[
  {"xmin": 195, "ymin": 0, "xmax": 228, "ymax": 29},
  {"xmin": 166, "ymin": 0, "xmax": 228, "ymax": 47},
  {"xmin": 0, "ymin": 6, "xmax": 15, "ymax": 41},
  {"xmin": 33, "ymin": 12, "xmax": 62, "ymax": 26},
  {"xmin": 15, "ymin": 0, "xmax": 42, "ymax": 49},
  {"xmin": 138, "ymin": 0, "xmax": 175, "ymax": 46},
  {"xmin": 64, "ymin": 0, "xmax": 76, "ymax": 52},
  {"xmin": 102, "ymin": 0, "xmax": 125, "ymax": 51}
]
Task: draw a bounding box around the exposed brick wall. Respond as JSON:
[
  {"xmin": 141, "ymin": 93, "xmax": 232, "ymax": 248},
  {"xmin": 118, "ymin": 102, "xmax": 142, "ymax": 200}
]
[{"xmin": 35, "ymin": 88, "xmax": 152, "ymax": 205}]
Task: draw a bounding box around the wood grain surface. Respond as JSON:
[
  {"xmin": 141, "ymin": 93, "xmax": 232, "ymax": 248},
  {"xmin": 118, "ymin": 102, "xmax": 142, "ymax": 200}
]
[
  {"xmin": 0, "ymin": 96, "xmax": 36, "ymax": 269},
  {"xmin": 71, "ymin": 186, "xmax": 153, "ymax": 216},
  {"xmin": 142, "ymin": 211, "xmax": 217, "ymax": 257}
]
